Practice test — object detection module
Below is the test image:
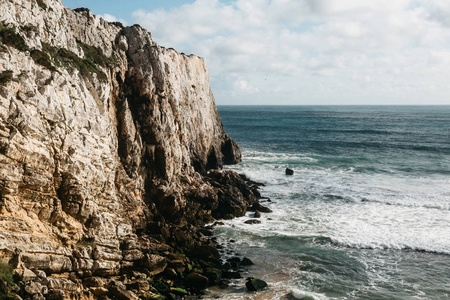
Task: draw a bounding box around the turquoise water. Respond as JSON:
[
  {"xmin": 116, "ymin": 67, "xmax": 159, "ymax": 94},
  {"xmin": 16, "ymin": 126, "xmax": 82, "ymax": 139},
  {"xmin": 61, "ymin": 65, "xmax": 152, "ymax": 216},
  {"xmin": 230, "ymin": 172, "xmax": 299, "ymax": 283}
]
[{"xmin": 208, "ymin": 106, "xmax": 450, "ymax": 299}]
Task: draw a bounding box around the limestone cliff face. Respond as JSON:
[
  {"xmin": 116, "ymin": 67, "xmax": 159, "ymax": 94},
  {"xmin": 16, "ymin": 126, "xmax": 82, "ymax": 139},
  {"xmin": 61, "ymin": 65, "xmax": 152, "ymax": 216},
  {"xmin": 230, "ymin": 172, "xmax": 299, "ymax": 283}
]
[{"xmin": 0, "ymin": 0, "xmax": 250, "ymax": 297}]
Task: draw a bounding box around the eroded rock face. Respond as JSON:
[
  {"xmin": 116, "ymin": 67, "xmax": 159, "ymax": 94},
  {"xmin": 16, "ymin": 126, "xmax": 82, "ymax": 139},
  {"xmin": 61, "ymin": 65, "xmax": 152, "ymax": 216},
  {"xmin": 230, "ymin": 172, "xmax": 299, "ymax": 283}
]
[{"xmin": 0, "ymin": 0, "xmax": 251, "ymax": 298}]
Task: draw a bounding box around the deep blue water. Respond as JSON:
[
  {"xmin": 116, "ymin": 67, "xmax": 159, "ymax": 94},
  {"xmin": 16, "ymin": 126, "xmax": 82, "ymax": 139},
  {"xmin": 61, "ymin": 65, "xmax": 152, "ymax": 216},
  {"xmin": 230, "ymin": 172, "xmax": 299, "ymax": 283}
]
[{"xmin": 207, "ymin": 106, "xmax": 450, "ymax": 300}]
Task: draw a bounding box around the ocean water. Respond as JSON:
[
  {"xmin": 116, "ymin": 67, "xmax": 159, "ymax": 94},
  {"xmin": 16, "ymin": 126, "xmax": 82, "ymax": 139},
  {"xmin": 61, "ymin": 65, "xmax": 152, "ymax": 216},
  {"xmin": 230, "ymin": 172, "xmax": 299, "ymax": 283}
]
[{"xmin": 206, "ymin": 106, "xmax": 450, "ymax": 300}]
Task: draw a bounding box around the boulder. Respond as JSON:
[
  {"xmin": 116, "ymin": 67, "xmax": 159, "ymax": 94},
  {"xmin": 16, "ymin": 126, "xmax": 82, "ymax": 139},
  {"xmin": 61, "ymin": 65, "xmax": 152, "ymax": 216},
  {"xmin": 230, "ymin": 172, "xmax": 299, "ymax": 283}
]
[
  {"xmin": 241, "ymin": 257, "xmax": 254, "ymax": 266},
  {"xmin": 152, "ymin": 280, "xmax": 171, "ymax": 295},
  {"xmin": 83, "ymin": 277, "xmax": 105, "ymax": 288},
  {"xmin": 109, "ymin": 286, "xmax": 139, "ymax": 300},
  {"xmin": 184, "ymin": 272, "xmax": 209, "ymax": 290},
  {"xmin": 249, "ymin": 202, "xmax": 272, "ymax": 213},
  {"xmin": 142, "ymin": 254, "xmax": 167, "ymax": 276},
  {"xmin": 25, "ymin": 282, "xmax": 44, "ymax": 295},
  {"xmin": 254, "ymin": 210, "xmax": 261, "ymax": 218},
  {"xmin": 34, "ymin": 270, "xmax": 46, "ymax": 279},
  {"xmin": 90, "ymin": 287, "xmax": 108, "ymax": 297},
  {"xmin": 20, "ymin": 268, "xmax": 37, "ymax": 282},
  {"xmin": 32, "ymin": 293, "xmax": 45, "ymax": 300},
  {"xmin": 205, "ymin": 268, "xmax": 222, "ymax": 285},
  {"xmin": 190, "ymin": 245, "xmax": 220, "ymax": 260},
  {"xmin": 285, "ymin": 168, "xmax": 294, "ymax": 175},
  {"xmin": 122, "ymin": 249, "xmax": 144, "ymax": 261},
  {"xmin": 246, "ymin": 277, "xmax": 268, "ymax": 291}
]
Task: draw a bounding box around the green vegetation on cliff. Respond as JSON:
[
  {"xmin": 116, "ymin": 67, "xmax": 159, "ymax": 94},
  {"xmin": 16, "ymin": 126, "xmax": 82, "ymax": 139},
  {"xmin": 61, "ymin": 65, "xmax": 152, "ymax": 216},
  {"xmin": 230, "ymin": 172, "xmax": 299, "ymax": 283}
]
[
  {"xmin": 0, "ymin": 262, "xmax": 15, "ymax": 300},
  {"xmin": 1, "ymin": 22, "xmax": 112, "ymax": 79},
  {"xmin": 0, "ymin": 24, "xmax": 28, "ymax": 52}
]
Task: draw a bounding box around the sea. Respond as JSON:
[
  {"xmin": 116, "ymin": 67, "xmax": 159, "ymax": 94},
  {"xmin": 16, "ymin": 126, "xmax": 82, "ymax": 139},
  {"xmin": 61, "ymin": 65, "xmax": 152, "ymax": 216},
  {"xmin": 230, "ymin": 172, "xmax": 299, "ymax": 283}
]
[{"xmin": 205, "ymin": 106, "xmax": 450, "ymax": 300}]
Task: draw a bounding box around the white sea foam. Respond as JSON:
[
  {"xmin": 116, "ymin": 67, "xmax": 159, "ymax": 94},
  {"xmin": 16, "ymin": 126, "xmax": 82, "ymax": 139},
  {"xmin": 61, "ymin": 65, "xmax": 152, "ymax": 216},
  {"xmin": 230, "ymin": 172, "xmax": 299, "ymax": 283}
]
[
  {"xmin": 289, "ymin": 288, "xmax": 328, "ymax": 300},
  {"xmin": 224, "ymin": 151, "xmax": 450, "ymax": 256}
]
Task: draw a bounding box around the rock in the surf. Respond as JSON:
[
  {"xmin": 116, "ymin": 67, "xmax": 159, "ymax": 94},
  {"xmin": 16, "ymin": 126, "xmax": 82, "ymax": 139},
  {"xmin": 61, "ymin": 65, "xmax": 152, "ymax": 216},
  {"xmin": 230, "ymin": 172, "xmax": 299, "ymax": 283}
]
[
  {"xmin": 244, "ymin": 219, "xmax": 261, "ymax": 225},
  {"xmin": 246, "ymin": 277, "xmax": 268, "ymax": 291}
]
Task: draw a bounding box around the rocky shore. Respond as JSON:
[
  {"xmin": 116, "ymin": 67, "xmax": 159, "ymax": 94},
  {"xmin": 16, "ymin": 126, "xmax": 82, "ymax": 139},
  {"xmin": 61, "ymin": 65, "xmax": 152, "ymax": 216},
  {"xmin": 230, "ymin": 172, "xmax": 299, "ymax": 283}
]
[{"xmin": 0, "ymin": 0, "xmax": 269, "ymax": 299}]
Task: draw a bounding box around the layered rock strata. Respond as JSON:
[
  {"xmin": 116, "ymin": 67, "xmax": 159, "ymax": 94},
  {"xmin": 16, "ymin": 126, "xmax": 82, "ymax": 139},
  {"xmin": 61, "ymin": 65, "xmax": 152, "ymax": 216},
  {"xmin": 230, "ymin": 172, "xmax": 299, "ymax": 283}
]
[{"xmin": 0, "ymin": 0, "xmax": 260, "ymax": 298}]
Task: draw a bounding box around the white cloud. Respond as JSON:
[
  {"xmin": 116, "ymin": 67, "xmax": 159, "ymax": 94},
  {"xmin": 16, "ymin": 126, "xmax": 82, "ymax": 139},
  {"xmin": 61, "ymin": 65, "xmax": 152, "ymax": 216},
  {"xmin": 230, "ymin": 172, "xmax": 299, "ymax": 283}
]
[
  {"xmin": 132, "ymin": 0, "xmax": 450, "ymax": 105},
  {"xmin": 99, "ymin": 13, "xmax": 128, "ymax": 26}
]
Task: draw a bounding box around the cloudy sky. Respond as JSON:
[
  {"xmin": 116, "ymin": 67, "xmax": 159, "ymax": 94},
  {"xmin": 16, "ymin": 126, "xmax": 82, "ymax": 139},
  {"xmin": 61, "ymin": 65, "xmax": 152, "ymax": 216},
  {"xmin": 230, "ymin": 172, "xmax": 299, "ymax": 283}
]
[{"xmin": 62, "ymin": 0, "xmax": 450, "ymax": 105}]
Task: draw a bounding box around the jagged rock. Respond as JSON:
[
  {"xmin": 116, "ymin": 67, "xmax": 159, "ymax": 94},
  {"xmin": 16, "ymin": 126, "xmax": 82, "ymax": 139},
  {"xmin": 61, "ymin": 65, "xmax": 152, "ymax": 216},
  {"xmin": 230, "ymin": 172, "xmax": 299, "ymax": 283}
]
[
  {"xmin": 83, "ymin": 277, "xmax": 104, "ymax": 288},
  {"xmin": 19, "ymin": 254, "xmax": 73, "ymax": 273},
  {"xmin": 109, "ymin": 285, "xmax": 139, "ymax": 300},
  {"xmin": 46, "ymin": 289, "xmax": 64, "ymax": 300},
  {"xmin": 126, "ymin": 277, "xmax": 150, "ymax": 291},
  {"xmin": 248, "ymin": 202, "xmax": 273, "ymax": 213},
  {"xmin": 25, "ymin": 282, "xmax": 44, "ymax": 295},
  {"xmin": 142, "ymin": 254, "xmax": 167, "ymax": 276},
  {"xmin": 254, "ymin": 210, "xmax": 261, "ymax": 218},
  {"xmin": 20, "ymin": 268, "xmax": 37, "ymax": 282},
  {"xmin": 32, "ymin": 293, "xmax": 45, "ymax": 300},
  {"xmin": 93, "ymin": 260, "xmax": 120, "ymax": 276},
  {"xmin": 90, "ymin": 287, "xmax": 108, "ymax": 297},
  {"xmin": 122, "ymin": 249, "xmax": 144, "ymax": 261},
  {"xmin": 35, "ymin": 270, "xmax": 47, "ymax": 278},
  {"xmin": 43, "ymin": 277, "xmax": 79, "ymax": 291}
]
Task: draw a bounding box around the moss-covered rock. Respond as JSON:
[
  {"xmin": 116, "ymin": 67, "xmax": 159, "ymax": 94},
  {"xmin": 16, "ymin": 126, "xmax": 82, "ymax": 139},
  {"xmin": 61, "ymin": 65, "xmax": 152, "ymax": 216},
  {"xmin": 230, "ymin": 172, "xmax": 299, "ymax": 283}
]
[
  {"xmin": 170, "ymin": 287, "xmax": 188, "ymax": 296},
  {"xmin": 205, "ymin": 268, "xmax": 222, "ymax": 285},
  {"xmin": 184, "ymin": 272, "xmax": 208, "ymax": 290},
  {"xmin": 152, "ymin": 280, "xmax": 170, "ymax": 295}
]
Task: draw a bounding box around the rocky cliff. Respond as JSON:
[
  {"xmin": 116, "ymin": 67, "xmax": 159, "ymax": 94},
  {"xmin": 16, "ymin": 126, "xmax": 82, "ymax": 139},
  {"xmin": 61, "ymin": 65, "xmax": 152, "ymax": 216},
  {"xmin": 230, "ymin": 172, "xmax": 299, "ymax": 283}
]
[{"xmin": 0, "ymin": 0, "xmax": 260, "ymax": 299}]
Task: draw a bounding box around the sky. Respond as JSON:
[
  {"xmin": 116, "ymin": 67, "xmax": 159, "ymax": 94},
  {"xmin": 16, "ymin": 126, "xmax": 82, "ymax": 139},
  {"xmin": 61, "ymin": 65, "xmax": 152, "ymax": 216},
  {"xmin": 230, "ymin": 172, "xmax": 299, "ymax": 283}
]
[{"xmin": 62, "ymin": 0, "xmax": 450, "ymax": 105}]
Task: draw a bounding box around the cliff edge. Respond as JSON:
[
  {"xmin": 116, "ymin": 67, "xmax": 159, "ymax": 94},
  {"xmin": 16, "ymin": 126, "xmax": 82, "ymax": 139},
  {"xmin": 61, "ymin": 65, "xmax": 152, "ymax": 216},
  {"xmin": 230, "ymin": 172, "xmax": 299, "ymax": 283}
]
[{"xmin": 0, "ymin": 0, "xmax": 259, "ymax": 299}]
